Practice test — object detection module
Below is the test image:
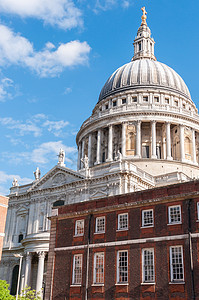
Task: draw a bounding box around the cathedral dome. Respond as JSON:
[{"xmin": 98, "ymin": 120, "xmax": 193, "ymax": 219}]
[{"xmin": 98, "ymin": 59, "xmax": 191, "ymax": 102}]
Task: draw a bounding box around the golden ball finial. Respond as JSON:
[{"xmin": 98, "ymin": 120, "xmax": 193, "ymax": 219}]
[{"xmin": 141, "ymin": 7, "xmax": 147, "ymax": 25}]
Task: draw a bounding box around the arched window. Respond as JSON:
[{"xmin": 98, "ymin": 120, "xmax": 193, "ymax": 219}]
[
  {"xmin": 10, "ymin": 265, "xmax": 19, "ymax": 295},
  {"xmin": 18, "ymin": 234, "xmax": 23, "ymax": 243},
  {"xmin": 53, "ymin": 200, "xmax": 64, "ymax": 207}
]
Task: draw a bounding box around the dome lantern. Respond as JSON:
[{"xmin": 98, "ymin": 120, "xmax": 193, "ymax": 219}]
[{"xmin": 132, "ymin": 7, "xmax": 156, "ymax": 61}]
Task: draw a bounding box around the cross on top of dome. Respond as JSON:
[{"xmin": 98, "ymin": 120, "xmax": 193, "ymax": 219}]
[{"xmin": 141, "ymin": 7, "xmax": 147, "ymax": 25}]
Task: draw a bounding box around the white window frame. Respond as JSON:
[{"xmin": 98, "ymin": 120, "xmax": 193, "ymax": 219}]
[
  {"xmin": 142, "ymin": 248, "xmax": 155, "ymax": 283},
  {"xmin": 72, "ymin": 254, "xmax": 83, "ymax": 285},
  {"xmin": 142, "ymin": 209, "xmax": 154, "ymax": 227},
  {"xmin": 197, "ymin": 202, "xmax": 199, "ymax": 220},
  {"xmin": 95, "ymin": 216, "xmax": 105, "ymax": 233},
  {"xmin": 168, "ymin": 205, "xmax": 181, "ymax": 225},
  {"xmin": 75, "ymin": 220, "xmax": 84, "ymax": 236},
  {"xmin": 170, "ymin": 246, "xmax": 184, "ymax": 282},
  {"xmin": 118, "ymin": 213, "xmax": 128, "ymax": 231},
  {"xmin": 117, "ymin": 250, "xmax": 128, "ymax": 284},
  {"xmin": 93, "ymin": 252, "xmax": 104, "ymax": 284}
]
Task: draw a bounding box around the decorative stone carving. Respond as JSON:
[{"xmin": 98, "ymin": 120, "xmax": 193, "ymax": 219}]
[
  {"xmin": 12, "ymin": 178, "xmax": 19, "ymax": 187},
  {"xmin": 52, "ymin": 173, "xmax": 66, "ymax": 185},
  {"xmin": 58, "ymin": 148, "xmax": 65, "ymax": 167},
  {"xmin": 34, "ymin": 167, "xmax": 41, "ymax": 181}
]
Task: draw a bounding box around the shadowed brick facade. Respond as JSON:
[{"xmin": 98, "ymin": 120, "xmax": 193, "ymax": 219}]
[{"xmin": 45, "ymin": 180, "xmax": 199, "ymax": 300}]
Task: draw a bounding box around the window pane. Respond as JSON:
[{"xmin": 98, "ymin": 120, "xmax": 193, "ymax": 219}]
[
  {"xmin": 94, "ymin": 253, "xmax": 104, "ymax": 284},
  {"xmin": 73, "ymin": 255, "xmax": 82, "ymax": 284},
  {"xmin": 118, "ymin": 214, "xmax": 128, "ymax": 230},
  {"xmin": 142, "ymin": 210, "xmax": 153, "ymax": 227},
  {"xmin": 170, "ymin": 246, "xmax": 184, "ymax": 281},
  {"xmin": 96, "ymin": 217, "xmax": 105, "ymax": 233},
  {"xmin": 75, "ymin": 220, "xmax": 84, "ymax": 235},
  {"xmin": 143, "ymin": 249, "xmax": 154, "ymax": 282},
  {"xmin": 169, "ymin": 206, "xmax": 181, "ymax": 224},
  {"xmin": 118, "ymin": 251, "xmax": 128, "ymax": 283}
]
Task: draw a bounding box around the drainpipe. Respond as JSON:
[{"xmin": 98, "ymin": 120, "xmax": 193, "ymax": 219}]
[
  {"xmin": 85, "ymin": 214, "xmax": 92, "ymax": 300},
  {"xmin": 188, "ymin": 199, "xmax": 195, "ymax": 300}
]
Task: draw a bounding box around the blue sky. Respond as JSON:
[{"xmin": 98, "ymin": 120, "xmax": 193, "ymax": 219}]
[{"xmin": 0, "ymin": 0, "xmax": 199, "ymax": 195}]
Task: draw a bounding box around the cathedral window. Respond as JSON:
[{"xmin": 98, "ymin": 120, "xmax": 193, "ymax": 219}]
[
  {"xmin": 139, "ymin": 42, "xmax": 142, "ymax": 51},
  {"xmin": 132, "ymin": 97, "xmax": 137, "ymax": 102},
  {"xmin": 154, "ymin": 96, "xmax": 159, "ymax": 103},
  {"xmin": 75, "ymin": 220, "xmax": 84, "ymax": 236},
  {"xmin": 18, "ymin": 234, "xmax": 23, "ymax": 243},
  {"xmin": 105, "ymin": 104, "xmax": 109, "ymax": 109},
  {"xmin": 143, "ymin": 96, "xmax": 148, "ymax": 102},
  {"xmin": 174, "ymin": 100, "xmax": 178, "ymax": 106},
  {"xmin": 168, "ymin": 205, "xmax": 181, "ymax": 224},
  {"xmin": 93, "ymin": 252, "xmax": 104, "ymax": 284},
  {"xmin": 142, "ymin": 209, "xmax": 153, "ymax": 227},
  {"xmin": 72, "ymin": 254, "xmax": 82, "ymax": 285},
  {"xmin": 113, "ymin": 100, "xmax": 117, "ymax": 107},
  {"xmin": 95, "ymin": 216, "xmax": 105, "ymax": 233},
  {"xmin": 142, "ymin": 248, "xmax": 155, "ymax": 283},
  {"xmin": 118, "ymin": 213, "xmax": 128, "ymax": 230},
  {"xmin": 117, "ymin": 250, "xmax": 128, "ymax": 283},
  {"xmin": 122, "ymin": 98, "xmax": 126, "ymax": 104},
  {"xmin": 165, "ymin": 98, "xmax": 169, "ymax": 104},
  {"xmin": 170, "ymin": 246, "xmax": 184, "ymax": 282}
]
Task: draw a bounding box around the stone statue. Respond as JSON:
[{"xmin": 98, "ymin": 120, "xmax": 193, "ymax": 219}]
[
  {"xmin": 58, "ymin": 148, "xmax": 65, "ymax": 166},
  {"xmin": 141, "ymin": 7, "xmax": 147, "ymax": 25},
  {"xmin": 115, "ymin": 150, "xmax": 122, "ymax": 161},
  {"xmin": 12, "ymin": 178, "xmax": 19, "ymax": 187},
  {"xmin": 81, "ymin": 155, "xmax": 90, "ymax": 178},
  {"xmin": 34, "ymin": 167, "xmax": 41, "ymax": 180}
]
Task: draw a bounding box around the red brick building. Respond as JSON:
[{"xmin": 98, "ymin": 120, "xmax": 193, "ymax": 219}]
[
  {"xmin": 45, "ymin": 180, "xmax": 199, "ymax": 300},
  {"xmin": 0, "ymin": 195, "xmax": 8, "ymax": 261}
]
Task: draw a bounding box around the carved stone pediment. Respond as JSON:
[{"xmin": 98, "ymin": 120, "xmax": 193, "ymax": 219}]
[
  {"xmin": 90, "ymin": 189, "xmax": 108, "ymax": 199},
  {"xmin": 28, "ymin": 165, "xmax": 85, "ymax": 192}
]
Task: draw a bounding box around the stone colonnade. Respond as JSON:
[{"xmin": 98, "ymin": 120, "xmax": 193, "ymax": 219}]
[
  {"xmin": 77, "ymin": 121, "xmax": 197, "ymax": 169},
  {"xmin": 23, "ymin": 251, "xmax": 46, "ymax": 294}
]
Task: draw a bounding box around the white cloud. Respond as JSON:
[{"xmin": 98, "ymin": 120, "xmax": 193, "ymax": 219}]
[
  {"xmin": 63, "ymin": 87, "xmax": 72, "ymax": 94},
  {"xmin": 0, "ymin": 114, "xmax": 74, "ymax": 137},
  {"xmin": 43, "ymin": 120, "xmax": 69, "ymax": 136},
  {"xmin": 0, "ymin": 0, "xmax": 83, "ymax": 30},
  {"xmin": 0, "ymin": 24, "xmax": 91, "ymax": 77},
  {"xmin": 31, "ymin": 141, "xmax": 76, "ymax": 164},
  {"xmin": 0, "ymin": 170, "xmax": 32, "ymax": 195},
  {"xmin": 0, "ymin": 77, "xmax": 18, "ymax": 102},
  {"xmin": 0, "ymin": 117, "xmax": 42, "ymax": 137},
  {"xmin": 94, "ymin": 0, "xmax": 130, "ymax": 11}
]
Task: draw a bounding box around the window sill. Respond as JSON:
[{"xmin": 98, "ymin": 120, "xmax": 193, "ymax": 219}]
[
  {"xmin": 169, "ymin": 281, "xmax": 185, "ymax": 285},
  {"xmin": 70, "ymin": 284, "xmax": 82, "ymax": 287},
  {"xmin": 115, "ymin": 283, "xmax": 129, "ymax": 286},
  {"xmin": 167, "ymin": 222, "xmax": 182, "ymax": 226},
  {"xmin": 141, "ymin": 282, "xmax": 155, "ymax": 285},
  {"xmin": 141, "ymin": 225, "xmax": 154, "ymax": 229},
  {"xmin": 92, "ymin": 284, "xmax": 104, "ymax": 286},
  {"xmin": 73, "ymin": 234, "xmax": 84, "ymax": 237},
  {"xmin": 116, "ymin": 229, "xmax": 128, "ymax": 232},
  {"xmin": 94, "ymin": 232, "xmax": 105, "ymax": 235},
  {"xmin": 196, "ymin": 219, "xmax": 199, "ymax": 223}
]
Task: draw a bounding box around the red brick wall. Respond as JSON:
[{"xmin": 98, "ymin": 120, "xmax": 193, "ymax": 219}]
[
  {"xmin": 0, "ymin": 195, "xmax": 8, "ymax": 261},
  {"xmin": 47, "ymin": 180, "xmax": 199, "ymax": 300}
]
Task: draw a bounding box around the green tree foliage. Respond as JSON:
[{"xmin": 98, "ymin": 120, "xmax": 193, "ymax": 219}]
[
  {"xmin": 18, "ymin": 287, "xmax": 41, "ymax": 300},
  {"xmin": 0, "ymin": 280, "xmax": 14, "ymax": 300}
]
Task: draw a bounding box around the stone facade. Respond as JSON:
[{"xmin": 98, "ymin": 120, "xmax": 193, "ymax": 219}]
[
  {"xmin": 0, "ymin": 195, "xmax": 8, "ymax": 261},
  {"xmin": 1, "ymin": 7, "xmax": 199, "ymax": 298}
]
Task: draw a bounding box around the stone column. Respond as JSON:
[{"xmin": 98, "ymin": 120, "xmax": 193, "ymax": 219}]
[
  {"xmin": 192, "ymin": 129, "xmax": 197, "ymax": 164},
  {"xmin": 77, "ymin": 143, "xmax": 82, "ymax": 170},
  {"xmin": 107, "ymin": 125, "xmax": 113, "ymax": 161},
  {"xmin": 166, "ymin": 122, "xmax": 172, "ymax": 160},
  {"xmin": 151, "ymin": 121, "xmax": 157, "ymax": 159},
  {"xmin": 24, "ymin": 252, "xmax": 32, "ymax": 288},
  {"xmin": 122, "ymin": 123, "xmax": 126, "ymax": 157},
  {"xmin": 95, "ymin": 129, "xmax": 101, "ymax": 164},
  {"xmin": 179, "ymin": 124, "xmax": 185, "ymax": 161},
  {"xmin": 88, "ymin": 134, "xmax": 92, "ymax": 166},
  {"xmin": 81, "ymin": 139, "xmax": 85, "ymax": 168},
  {"xmin": 36, "ymin": 252, "xmax": 46, "ymax": 294},
  {"xmin": 135, "ymin": 120, "xmax": 141, "ymax": 158}
]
